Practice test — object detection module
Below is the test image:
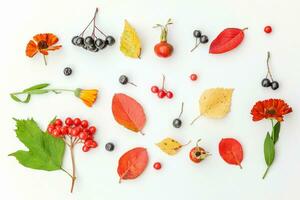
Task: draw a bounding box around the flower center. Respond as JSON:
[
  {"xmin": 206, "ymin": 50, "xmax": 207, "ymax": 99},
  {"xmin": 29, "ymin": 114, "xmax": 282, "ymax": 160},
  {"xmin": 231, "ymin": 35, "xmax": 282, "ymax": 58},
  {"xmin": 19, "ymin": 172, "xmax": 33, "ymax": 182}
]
[
  {"xmin": 38, "ymin": 41, "xmax": 48, "ymax": 49},
  {"xmin": 266, "ymin": 109, "xmax": 276, "ymax": 115}
]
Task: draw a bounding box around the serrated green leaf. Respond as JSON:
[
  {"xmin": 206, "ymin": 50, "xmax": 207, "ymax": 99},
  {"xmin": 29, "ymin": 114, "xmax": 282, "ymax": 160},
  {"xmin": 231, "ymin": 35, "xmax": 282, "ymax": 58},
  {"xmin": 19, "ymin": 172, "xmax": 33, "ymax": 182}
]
[
  {"xmin": 264, "ymin": 132, "xmax": 275, "ymax": 167},
  {"xmin": 271, "ymin": 122, "xmax": 281, "ymax": 144},
  {"xmin": 9, "ymin": 119, "xmax": 65, "ymax": 171},
  {"xmin": 10, "ymin": 94, "xmax": 31, "ymax": 103},
  {"xmin": 23, "ymin": 83, "xmax": 50, "ymax": 92}
]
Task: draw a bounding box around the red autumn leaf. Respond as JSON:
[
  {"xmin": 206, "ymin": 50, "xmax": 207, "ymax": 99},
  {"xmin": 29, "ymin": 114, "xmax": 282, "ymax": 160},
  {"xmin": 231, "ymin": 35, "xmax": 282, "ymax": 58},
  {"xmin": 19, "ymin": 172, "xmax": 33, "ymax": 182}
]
[
  {"xmin": 209, "ymin": 28, "xmax": 246, "ymax": 54},
  {"xmin": 219, "ymin": 138, "xmax": 243, "ymax": 168},
  {"xmin": 112, "ymin": 93, "xmax": 146, "ymax": 133},
  {"xmin": 117, "ymin": 147, "xmax": 149, "ymax": 183}
]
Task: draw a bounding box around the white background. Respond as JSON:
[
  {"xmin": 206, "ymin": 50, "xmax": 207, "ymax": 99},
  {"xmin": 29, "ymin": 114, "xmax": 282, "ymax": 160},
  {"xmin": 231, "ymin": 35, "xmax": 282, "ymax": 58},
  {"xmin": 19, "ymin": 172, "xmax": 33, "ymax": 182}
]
[{"xmin": 1, "ymin": 0, "xmax": 300, "ymax": 199}]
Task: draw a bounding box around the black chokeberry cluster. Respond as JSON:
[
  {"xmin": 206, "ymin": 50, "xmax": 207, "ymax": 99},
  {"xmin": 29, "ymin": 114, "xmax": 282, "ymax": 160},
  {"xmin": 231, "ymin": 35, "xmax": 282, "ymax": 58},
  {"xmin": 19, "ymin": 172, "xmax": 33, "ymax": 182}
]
[
  {"xmin": 72, "ymin": 8, "xmax": 115, "ymax": 52},
  {"xmin": 261, "ymin": 52, "xmax": 279, "ymax": 90},
  {"xmin": 191, "ymin": 30, "xmax": 209, "ymax": 52}
]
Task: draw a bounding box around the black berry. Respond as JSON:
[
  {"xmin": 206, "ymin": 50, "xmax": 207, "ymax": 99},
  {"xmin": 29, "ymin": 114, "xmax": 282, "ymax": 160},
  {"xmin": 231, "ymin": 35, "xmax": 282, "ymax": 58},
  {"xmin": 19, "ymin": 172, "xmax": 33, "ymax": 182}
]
[
  {"xmin": 200, "ymin": 35, "xmax": 209, "ymax": 44},
  {"xmin": 261, "ymin": 78, "xmax": 271, "ymax": 87},
  {"xmin": 98, "ymin": 41, "xmax": 107, "ymax": 50},
  {"xmin": 271, "ymin": 81, "xmax": 279, "ymax": 90},
  {"xmin": 193, "ymin": 30, "xmax": 202, "ymax": 38},
  {"xmin": 75, "ymin": 37, "xmax": 84, "ymax": 46},
  {"xmin": 105, "ymin": 36, "xmax": 115, "ymax": 46},
  {"xmin": 95, "ymin": 38, "xmax": 104, "ymax": 48},
  {"xmin": 105, "ymin": 143, "xmax": 115, "ymax": 151},
  {"xmin": 87, "ymin": 45, "xmax": 97, "ymax": 52},
  {"xmin": 84, "ymin": 36, "xmax": 95, "ymax": 46},
  {"xmin": 63, "ymin": 67, "xmax": 72, "ymax": 76},
  {"xmin": 72, "ymin": 36, "xmax": 78, "ymax": 45},
  {"xmin": 173, "ymin": 118, "xmax": 182, "ymax": 128},
  {"xmin": 119, "ymin": 75, "xmax": 128, "ymax": 85}
]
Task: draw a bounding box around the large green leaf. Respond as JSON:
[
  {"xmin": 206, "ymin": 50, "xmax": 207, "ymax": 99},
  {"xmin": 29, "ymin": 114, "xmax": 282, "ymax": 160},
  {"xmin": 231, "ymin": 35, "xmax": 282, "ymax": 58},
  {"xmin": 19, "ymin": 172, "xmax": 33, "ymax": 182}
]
[
  {"xmin": 9, "ymin": 119, "xmax": 65, "ymax": 171},
  {"xmin": 264, "ymin": 132, "xmax": 275, "ymax": 166}
]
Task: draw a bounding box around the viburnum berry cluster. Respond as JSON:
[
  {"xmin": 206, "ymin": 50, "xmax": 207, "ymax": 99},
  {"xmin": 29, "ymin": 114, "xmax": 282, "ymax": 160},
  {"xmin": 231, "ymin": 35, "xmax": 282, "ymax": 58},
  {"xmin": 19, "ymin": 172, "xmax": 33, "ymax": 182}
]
[
  {"xmin": 47, "ymin": 117, "xmax": 98, "ymax": 193},
  {"xmin": 151, "ymin": 75, "xmax": 174, "ymax": 99}
]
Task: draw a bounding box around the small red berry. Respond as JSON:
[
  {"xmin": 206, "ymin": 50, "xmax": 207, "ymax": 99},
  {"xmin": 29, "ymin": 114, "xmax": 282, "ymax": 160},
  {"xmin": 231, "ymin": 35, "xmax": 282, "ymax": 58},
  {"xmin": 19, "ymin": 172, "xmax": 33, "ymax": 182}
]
[
  {"xmin": 79, "ymin": 132, "xmax": 88, "ymax": 140},
  {"xmin": 81, "ymin": 120, "xmax": 89, "ymax": 128},
  {"xmin": 82, "ymin": 145, "xmax": 90, "ymax": 152},
  {"xmin": 190, "ymin": 73, "xmax": 198, "ymax": 81},
  {"xmin": 153, "ymin": 162, "xmax": 162, "ymax": 170},
  {"xmin": 70, "ymin": 128, "xmax": 80, "ymax": 136},
  {"xmin": 52, "ymin": 129, "xmax": 61, "ymax": 137},
  {"xmin": 86, "ymin": 134, "xmax": 94, "ymax": 140},
  {"xmin": 73, "ymin": 118, "xmax": 81, "ymax": 126},
  {"xmin": 47, "ymin": 124, "xmax": 55, "ymax": 133},
  {"xmin": 264, "ymin": 26, "xmax": 272, "ymax": 33},
  {"xmin": 90, "ymin": 141, "xmax": 98, "ymax": 148},
  {"xmin": 84, "ymin": 139, "xmax": 94, "ymax": 147},
  {"xmin": 61, "ymin": 126, "xmax": 69, "ymax": 135},
  {"xmin": 151, "ymin": 86, "xmax": 159, "ymax": 93},
  {"xmin": 166, "ymin": 91, "xmax": 173, "ymax": 99},
  {"xmin": 65, "ymin": 117, "xmax": 73, "ymax": 126},
  {"xmin": 54, "ymin": 119, "xmax": 63, "ymax": 126},
  {"xmin": 89, "ymin": 126, "xmax": 97, "ymax": 134},
  {"xmin": 157, "ymin": 90, "xmax": 166, "ymax": 98}
]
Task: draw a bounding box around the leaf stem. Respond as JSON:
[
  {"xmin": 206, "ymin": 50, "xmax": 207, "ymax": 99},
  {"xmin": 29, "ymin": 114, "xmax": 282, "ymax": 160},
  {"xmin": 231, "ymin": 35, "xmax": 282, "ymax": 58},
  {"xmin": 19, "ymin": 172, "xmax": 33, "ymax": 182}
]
[
  {"xmin": 69, "ymin": 143, "xmax": 76, "ymax": 193},
  {"xmin": 190, "ymin": 115, "xmax": 201, "ymax": 125},
  {"xmin": 262, "ymin": 166, "xmax": 270, "ymax": 179},
  {"xmin": 61, "ymin": 167, "xmax": 73, "ymax": 178}
]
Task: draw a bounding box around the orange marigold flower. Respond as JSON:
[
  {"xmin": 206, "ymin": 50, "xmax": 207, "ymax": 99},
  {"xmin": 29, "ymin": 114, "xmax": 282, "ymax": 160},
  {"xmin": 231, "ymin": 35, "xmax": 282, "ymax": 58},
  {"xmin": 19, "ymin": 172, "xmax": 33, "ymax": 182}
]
[
  {"xmin": 251, "ymin": 99, "xmax": 292, "ymax": 122},
  {"xmin": 25, "ymin": 33, "xmax": 62, "ymax": 65},
  {"xmin": 75, "ymin": 89, "xmax": 98, "ymax": 107}
]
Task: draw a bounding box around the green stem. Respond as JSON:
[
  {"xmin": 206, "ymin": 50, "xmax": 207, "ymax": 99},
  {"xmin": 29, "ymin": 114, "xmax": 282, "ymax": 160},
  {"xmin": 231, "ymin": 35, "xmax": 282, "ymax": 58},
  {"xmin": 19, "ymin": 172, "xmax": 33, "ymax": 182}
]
[
  {"xmin": 262, "ymin": 166, "xmax": 270, "ymax": 179},
  {"xmin": 11, "ymin": 89, "xmax": 75, "ymax": 95}
]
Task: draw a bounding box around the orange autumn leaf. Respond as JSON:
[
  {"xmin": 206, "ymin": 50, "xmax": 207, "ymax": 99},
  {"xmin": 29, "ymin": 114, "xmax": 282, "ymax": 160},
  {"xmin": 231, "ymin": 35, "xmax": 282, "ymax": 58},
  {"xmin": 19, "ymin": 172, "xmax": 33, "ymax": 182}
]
[{"xmin": 112, "ymin": 93, "xmax": 146, "ymax": 133}]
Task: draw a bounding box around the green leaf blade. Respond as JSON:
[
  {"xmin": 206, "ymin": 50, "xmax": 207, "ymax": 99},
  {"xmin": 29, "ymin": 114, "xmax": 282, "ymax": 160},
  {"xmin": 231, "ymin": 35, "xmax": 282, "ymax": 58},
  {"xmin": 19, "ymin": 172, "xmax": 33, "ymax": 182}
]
[
  {"xmin": 10, "ymin": 119, "xmax": 65, "ymax": 171},
  {"xmin": 264, "ymin": 132, "xmax": 275, "ymax": 166},
  {"xmin": 23, "ymin": 83, "xmax": 50, "ymax": 92},
  {"xmin": 271, "ymin": 122, "xmax": 281, "ymax": 144}
]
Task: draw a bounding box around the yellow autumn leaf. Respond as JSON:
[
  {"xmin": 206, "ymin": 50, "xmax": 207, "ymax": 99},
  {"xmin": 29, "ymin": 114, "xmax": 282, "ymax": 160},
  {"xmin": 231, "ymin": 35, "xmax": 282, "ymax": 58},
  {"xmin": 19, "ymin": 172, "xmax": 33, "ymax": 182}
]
[
  {"xmin": 199, "ymin": 88, "xmax": 234, "ymax": 118},
  {"xmin": 156, "ymin": 138, "xmax": 186, "ymax": 156},
  {"xmin": 120, "ymin": 20, "xmax": 141, "ymax": 58}
]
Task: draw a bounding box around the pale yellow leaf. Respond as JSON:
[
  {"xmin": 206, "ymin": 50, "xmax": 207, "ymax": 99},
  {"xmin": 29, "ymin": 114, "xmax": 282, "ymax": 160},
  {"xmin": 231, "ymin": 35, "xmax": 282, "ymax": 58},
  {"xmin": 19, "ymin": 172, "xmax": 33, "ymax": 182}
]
[
  {"xmin": 156, "ymin": 138, "xmax": 183, "ymax": 156},
  {"xmin": 199, "ymin": 88, "xmax": 234, "ymax": 118},
  {"xmin": 120, "ymin": 20, "xmax": 141, "ymax": 58}
]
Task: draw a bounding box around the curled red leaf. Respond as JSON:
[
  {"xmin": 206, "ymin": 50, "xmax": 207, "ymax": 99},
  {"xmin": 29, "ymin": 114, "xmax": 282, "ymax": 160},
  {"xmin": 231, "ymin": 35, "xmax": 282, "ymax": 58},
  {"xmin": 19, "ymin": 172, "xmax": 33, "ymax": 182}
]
[
  {"xmin": 112, "ymin": 93, "xmax": 146, "ymax": 133},
  {"xmin": 117, "ymin": 147, "xmax": 149, "ymax": 183},
  {"xmin": 209, "ymin": 28, "xmax": 247, "ymax": 54},
  {"xmin": 219, "ymin": 138, "xmax": 243, "ymax": 168}
]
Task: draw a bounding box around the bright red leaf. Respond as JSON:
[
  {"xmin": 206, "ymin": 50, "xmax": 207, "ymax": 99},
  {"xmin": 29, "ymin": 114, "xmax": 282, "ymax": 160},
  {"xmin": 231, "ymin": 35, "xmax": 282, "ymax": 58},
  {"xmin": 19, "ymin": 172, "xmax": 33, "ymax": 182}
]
[
  {"xmin": 112, "ymin": 93, "xmax": 146, "ymax": 133},
  {"xmin": 209, "ymin": 28, "xmax": 246, "ymax": 54},
  {"xmin": 219, "ymin": 138, "xmax": 243, "ymax": 168},
  {"xmin": 117, "ymin": 147, "xmax": 149, "ymax": 183}
]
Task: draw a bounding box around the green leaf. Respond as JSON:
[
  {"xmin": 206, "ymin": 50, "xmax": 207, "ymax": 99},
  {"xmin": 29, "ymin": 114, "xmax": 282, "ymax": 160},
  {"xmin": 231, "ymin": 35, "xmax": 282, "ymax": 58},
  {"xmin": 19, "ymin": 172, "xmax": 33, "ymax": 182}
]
[
  {"xmin": 27, "ymin": 90, "xmax": 49, "ymax": 95},
  {"xmin": 10, "ymin": 94, "xmax": 31, "ymax": 103},
  {"xmin": 23, "ymin": 83, "xmax": 50, "ymax": 93},
  {"xmin": 271, "ymin": 122, "xmax": 281, "ymax": 144},
  {"xmin": 264, "ymin": 132, "xmax": 275, "ymax": 167},
  {"xmin": 9, "ymin": 119, "xmax": 65, "ymax": 171}
]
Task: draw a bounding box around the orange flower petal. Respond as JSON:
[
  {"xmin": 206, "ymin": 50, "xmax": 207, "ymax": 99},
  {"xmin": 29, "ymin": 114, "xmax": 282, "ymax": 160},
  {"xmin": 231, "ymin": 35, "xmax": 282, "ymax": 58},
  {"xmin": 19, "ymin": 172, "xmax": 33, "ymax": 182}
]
[
  {"xmin": 33, "ymin": 33, "xmax": 47, "ymax": 43},
  {"xmin": 39, "ymin": 49, "xmax": 49, "ymax": 55},
  {"xmin": 47, "ymin": 45, "xmax": 62, "ymax": 51},
  {"xmin": 46, "ymin": 33, "xmax": 59, "ymax": 46},
  {"xmin": 26, "ymin": 40, "xmax": 38, "ymax": 57}
]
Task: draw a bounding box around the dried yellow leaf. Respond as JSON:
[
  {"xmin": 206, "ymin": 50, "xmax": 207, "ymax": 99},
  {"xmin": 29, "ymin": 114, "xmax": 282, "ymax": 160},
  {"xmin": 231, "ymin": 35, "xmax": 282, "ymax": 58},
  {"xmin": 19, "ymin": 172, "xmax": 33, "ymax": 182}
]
[
  {"xmin": 199, "ymin": 88, "xmax": 234, "ymax": 118},
  {"xmin": 156, "ymin": 138, "xmax": 184, "ymax": 156},
  {"xmin": 120, "ymin": 20, "xmax": 141, "ymax": 58}
]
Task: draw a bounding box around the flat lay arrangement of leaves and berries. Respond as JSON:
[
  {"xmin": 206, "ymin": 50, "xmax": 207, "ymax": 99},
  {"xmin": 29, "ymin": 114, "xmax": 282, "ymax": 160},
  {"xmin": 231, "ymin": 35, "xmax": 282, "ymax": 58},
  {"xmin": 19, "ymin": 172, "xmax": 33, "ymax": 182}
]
[{"xmin": 3, "ymin": 1, "xmax": 299, "ymax": 200}]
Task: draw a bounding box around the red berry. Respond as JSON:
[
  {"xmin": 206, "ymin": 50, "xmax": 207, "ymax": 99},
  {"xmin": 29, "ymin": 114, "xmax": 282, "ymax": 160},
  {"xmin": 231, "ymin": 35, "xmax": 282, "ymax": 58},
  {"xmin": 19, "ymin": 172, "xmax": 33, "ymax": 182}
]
[
  {"xmin": 151, "ymin": 86, "xmax": 159, "ymax": 93},
  {"xmin": 61, "ymin": 126, "xmax": 69, "ymax": 135},
  {"xmin": 264, "ymin": 26, "xmax": 272, "ymax": 33},
  {"xmin": 153, "ymin": 162, "xmax": 162, "ymax": 170},
  {"xmin": 86, "ymin": 135, "xmax": 94, "ymax": 140},
  {"xmin": 52, "ymin": 129, "xmax": 61, "ymax": 137},
  {"xmin": 47, "ymin": 124, "xmax": 55, "ymax": 133},
  {"xmin": 166, "ymin": 91, "xmax": 173, "ymax": 99},
  {"xmin": 89, "ymin": 126, "xmax": 97, "ymax": 134},
  {"xmin": 190, "ymin": 73, "xmax": 198, "ymax": 81},
  {"xmin": 81, "ymin": 120, "xmax": 89, "ymax": 128},
  {"xmin": 73, "ymin": 118, "xmax": 81, "ymax": 126},
  {"xmin": 84, "ymin": 140, "xmax": 94, "ymax": 147},
  {"xmin": 157, "ymin": 90, "xmax": 166, "ymax": 98},
  {"xmin": 54, "ymin": 119, "xmax": 63, "ymax": 126},
  {"xmin": 65, "ymin": 117, "xmax": 73, "ymax": 126},
  {"xmin": 82, "ymin": 145, "xmax": 90, "ymax": 152},
  {"xmin": 83, "ymin": 128, "xmax": 90, "ymax": 134},
  {"xmin": 79, "ymin": 132, "xmax": 88, "ymax": 140},
  {"xmin": 90, "ymin": 141, "xmax": 98, "ymax": 148},
  {"xmin": 70, "ymin": 128, "xmax": 80, "ymax": 136}
]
